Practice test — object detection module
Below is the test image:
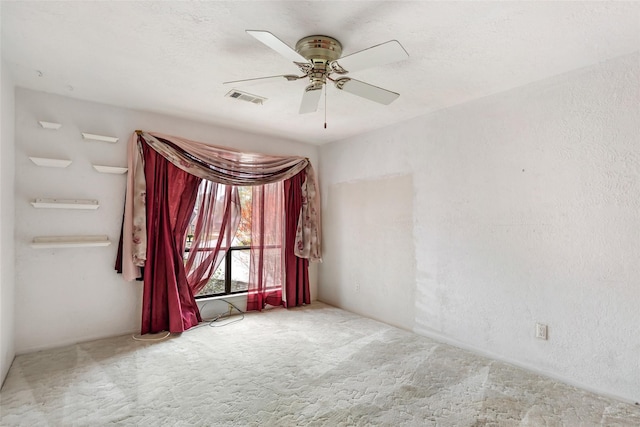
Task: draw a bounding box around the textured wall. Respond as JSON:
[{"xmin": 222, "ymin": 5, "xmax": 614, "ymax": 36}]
[
  {"xmin": 318, "ymin": 52, "xmax": 640, "ymax": 402},
  {"xmin": 1, "ymin": 62, "xmax": 16, "ymax": 385},
  {"xmin": 14, "ymin": 89, "xmax": 318, "ymax": 354}
]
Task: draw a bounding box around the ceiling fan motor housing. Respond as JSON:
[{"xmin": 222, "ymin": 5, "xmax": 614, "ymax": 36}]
[
  {"xmin": 295, "ymin": 35, "xmax": 342, "ymax": 62},
  {"xmin": 296, "ymin": 36, "xmax": 343, "ymax": 87}
]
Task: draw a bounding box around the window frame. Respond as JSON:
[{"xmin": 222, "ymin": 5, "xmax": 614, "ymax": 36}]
[
  {"xmin": 187, "ymin": 243, "xmax": 284, "ymax": 299},
  {"xmin": 185, "ymin": 245, "xmax": 251, "ymax": 299}
]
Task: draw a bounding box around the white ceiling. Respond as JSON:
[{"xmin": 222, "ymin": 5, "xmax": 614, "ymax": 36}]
[{"xmin": 2, "ymin": 1, "xmax": 639, "ymax": 145}]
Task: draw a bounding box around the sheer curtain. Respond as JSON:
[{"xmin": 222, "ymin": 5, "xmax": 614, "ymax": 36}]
[
  {"xmin": 184, "ymin": 181, "xmax": 240, "ymax": 295},
  {"xmin": 247, "ymin": 181, "xmax": 285, "ymax": 311}
]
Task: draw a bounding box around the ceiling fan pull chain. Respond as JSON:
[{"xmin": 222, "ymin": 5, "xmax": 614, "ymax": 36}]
[{"xmin": 324, "ymin": 85, "xmax": 327, "ymax": 129}]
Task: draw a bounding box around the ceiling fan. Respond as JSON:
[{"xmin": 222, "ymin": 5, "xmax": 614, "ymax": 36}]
[{"xmin": 224, "ymin": 30, "xmax": 409, "ymax": 114}]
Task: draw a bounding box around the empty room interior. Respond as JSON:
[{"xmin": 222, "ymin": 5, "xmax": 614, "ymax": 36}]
[{"xmin": 1, "ymin": 1, "xmax": 639, "ymax": 425}]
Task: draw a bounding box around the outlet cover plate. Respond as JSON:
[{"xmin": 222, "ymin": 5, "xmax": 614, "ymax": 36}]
[{"xmin": 536, "ymin": 323, "xmax": 548, "ymax": 340}]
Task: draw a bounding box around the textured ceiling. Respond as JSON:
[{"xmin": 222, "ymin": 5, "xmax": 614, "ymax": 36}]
[{"xmin": 2, "ymin": 1, "xmax": 639, "ymax": 145}]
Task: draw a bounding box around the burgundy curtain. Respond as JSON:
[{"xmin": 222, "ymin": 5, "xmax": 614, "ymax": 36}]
[
  {"xmin": 141, "ymin": 143, "xmax": 202, "ymax": 334},
  {"xmin": 247, "ymin": 181, "xmax": 285, "ymax": 311},
  {"xmin": 283, "ymin": 171, "xmax": 310, "ymax": 307},
  {"xmin": 184, "ymin": 181, "xmax": 241, "ymax": 295}
]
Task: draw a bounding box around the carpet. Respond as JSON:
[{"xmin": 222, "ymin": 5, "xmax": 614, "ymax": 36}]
[{"xmin": 1, "ymin": 302, "xmax": 639, "ymax": 426}]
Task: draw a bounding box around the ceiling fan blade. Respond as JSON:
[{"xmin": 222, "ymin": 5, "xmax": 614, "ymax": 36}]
[
  {"xmin": 334, "ymin": 78, "xmax": 399, "ymax": 105},
  {"xmin": 332, "ymin": 40, "xmax": 408, "ymax": 74},
  {"xmin": 223, "ymin": 74, "xmax": 302, "ymax": 86},
  {"xmin": 299, "ymin": 84, "xmax": 323, "ymax": 114},
  {"xmin": 246, "ymin": 30, "xmax": 307, "ymax": 63}
]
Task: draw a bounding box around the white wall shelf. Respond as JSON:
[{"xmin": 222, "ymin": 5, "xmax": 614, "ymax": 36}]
[
  {"xmin": 38, "ymin": 121, "xmax": 62, "ymax": 130},
  {"xmin": 31, "ymin": 235, "xmax": 111, "ymax": 249},
  {"xmin": 29, "ymin": 157, "xmax": 72, "ymax": 168},
  {"xmin": 31, "ymin": 198, "xmax": 100, "ymax": 210},
  {"xmin": 92, "ymin": 164, "xmax": 128, "ymax": 174},
  {"xmin": 81, "ymin": 132, "xmax": 119, "ymax": 143}
]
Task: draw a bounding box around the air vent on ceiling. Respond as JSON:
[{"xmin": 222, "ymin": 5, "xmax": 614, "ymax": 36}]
[{"xmin": 225, "ymin": 89, "xmax": 267, "ymax": 105}]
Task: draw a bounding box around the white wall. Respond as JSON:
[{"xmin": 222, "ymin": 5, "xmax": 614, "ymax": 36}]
[
  {"xmin": 323, "ymin": 174, "xmax": 416, "ymax": 331},
  {"xmin": 1, "ymin": 61, "xmax": 16, "ymax": 385},
  {"xmin": 14, "ymin": 88, "xmax": 318, "ymax": 354},
  {"xmin": 318, "ymin": 52, "xmax": 640, "ymax": 403}
]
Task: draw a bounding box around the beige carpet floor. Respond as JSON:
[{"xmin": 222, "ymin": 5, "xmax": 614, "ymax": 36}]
[{"xmin": 1, "ymin": 302, "xmax": 639, "ymax": 426}]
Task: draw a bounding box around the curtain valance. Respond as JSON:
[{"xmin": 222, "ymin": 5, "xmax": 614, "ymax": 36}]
[
  {"xmin": 121, "ymin": 131, "xmax": 321, "ymax": 281},
  {"xmin": 143, "ymin": 132, "xmax": 308, "ymax": 185}
]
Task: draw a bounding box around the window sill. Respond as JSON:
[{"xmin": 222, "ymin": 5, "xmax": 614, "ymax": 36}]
[{"xmin": 196, "ymin": 292, "xmax": 248, "ymax": 303}]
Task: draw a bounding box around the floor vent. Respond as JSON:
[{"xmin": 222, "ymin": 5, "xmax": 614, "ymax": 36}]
[{"xmin": 225, "ymin": 89, "xmax": 266, "ymax": 105}]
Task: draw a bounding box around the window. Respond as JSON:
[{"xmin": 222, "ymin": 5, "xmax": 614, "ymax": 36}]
[{"xmin": 185, "ymin": 186, "xmax": 253, "ymax": 298}]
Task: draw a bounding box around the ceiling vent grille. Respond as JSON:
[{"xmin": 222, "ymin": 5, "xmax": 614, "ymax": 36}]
[{"xmin": 225, "ymin": 89, "xmax": 267, "ymax": 105}]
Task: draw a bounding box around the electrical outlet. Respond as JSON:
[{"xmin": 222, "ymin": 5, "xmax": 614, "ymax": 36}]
[
  {"xmin": 355, "ymin": 282, "xmax": 360, "ymax": 292},
  {"xmin": 535, "ymin": 323, "xmax": 548, "ymax": 340}
]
